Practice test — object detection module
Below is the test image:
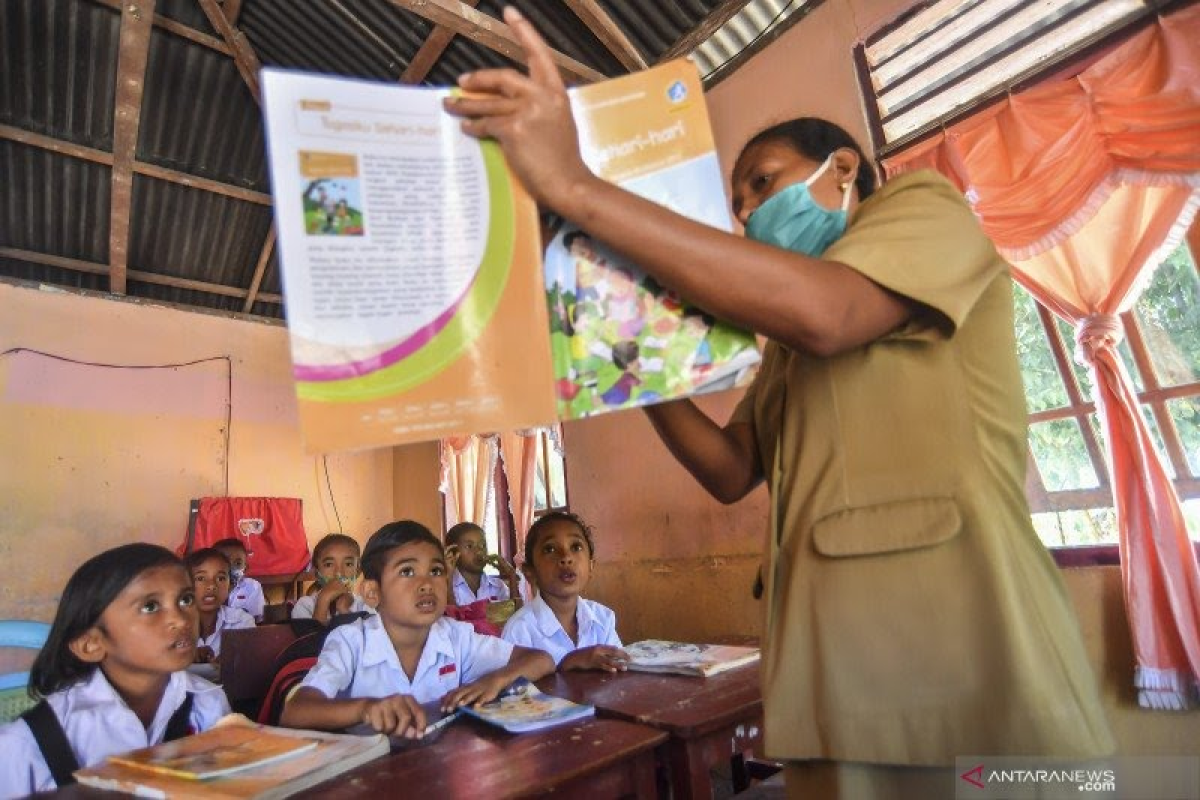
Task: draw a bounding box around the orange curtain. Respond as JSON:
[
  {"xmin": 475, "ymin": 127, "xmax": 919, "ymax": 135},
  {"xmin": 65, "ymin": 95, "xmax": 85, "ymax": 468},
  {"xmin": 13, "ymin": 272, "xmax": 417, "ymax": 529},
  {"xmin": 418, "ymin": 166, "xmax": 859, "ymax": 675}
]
[
  {"xmin": 439, "ymin": 434, "xmax": 498, "ymax": 530},
  {"xmin": 885, "ymin": 7, "xmax": 1200, "ymax": 709}
]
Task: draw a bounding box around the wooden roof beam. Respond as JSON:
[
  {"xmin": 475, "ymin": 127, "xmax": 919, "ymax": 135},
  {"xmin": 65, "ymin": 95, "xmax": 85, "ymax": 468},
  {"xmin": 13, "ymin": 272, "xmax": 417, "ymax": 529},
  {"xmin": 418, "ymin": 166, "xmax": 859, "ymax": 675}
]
[
  {"xmin": 108, "ymin": 0, "xmax": 155, "ymax": 296},
  {"xmin": 0, "ymin": 246, "xmax": 282, "ymax": 305},
  {"xmin": 387, "ymin": 0, "xmax": 605, "ymax": 84},
  {"xmin": 0, "ymin": 124, "xmax": 273, "ymax": 205},
  {"xmin": 89, "ymin": 0, "xmax": 231, "ymax": 55},
  {"xmin": 401, "ymin": 0, "xmax": 481, "ymax": 84},
  {"xmin": 196, "ymin": 0, "xmax": 262, "ymax": 103},
  {"xmin": 564, "ymin": 0, "xmax": 647, "ymax": 72},
  {"xmin": 241, "ymin": 226, "xmax": 276, "ymax": 313},
  {"xmin": 659, "ymin": 0, "xmax": 754, "ymax": 63}
]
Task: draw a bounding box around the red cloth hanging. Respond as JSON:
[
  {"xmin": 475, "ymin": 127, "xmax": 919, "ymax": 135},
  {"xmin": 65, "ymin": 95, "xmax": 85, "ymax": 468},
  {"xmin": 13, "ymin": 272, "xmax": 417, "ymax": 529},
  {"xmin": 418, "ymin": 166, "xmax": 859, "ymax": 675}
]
[{"xmin": 183, "ymin": 497, "xmax": 310, "ymax": 577}]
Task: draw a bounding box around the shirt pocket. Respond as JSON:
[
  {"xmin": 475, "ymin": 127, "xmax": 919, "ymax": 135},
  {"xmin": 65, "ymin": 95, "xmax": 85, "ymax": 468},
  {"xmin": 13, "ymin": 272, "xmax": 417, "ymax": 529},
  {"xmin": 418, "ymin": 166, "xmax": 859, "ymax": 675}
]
[{"xmin": 812, "ymin": 496, "xmax": 961, "ymax": 557}]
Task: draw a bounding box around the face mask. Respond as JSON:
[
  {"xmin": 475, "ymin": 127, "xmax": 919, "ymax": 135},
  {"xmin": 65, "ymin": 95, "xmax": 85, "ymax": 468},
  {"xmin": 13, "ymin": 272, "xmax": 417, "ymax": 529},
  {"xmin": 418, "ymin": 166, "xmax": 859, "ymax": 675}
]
[
  {"xmin": 744, "ymin": 155, "xmax": 853, "ymax": 257},
  {"xmin": 230, "ymin": 567, "xmax": 245, "ymax": 586},
  {"xmin": 316, "ymin": 573, "xmax": 355, "ymax": 588}
]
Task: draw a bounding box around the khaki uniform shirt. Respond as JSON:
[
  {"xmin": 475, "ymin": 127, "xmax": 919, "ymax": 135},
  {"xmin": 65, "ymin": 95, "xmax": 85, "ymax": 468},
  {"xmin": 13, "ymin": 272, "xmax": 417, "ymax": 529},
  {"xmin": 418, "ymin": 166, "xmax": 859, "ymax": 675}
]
[{"xmin": 733, "ymin": 170, "xmax": 1113, "ymax": 765}]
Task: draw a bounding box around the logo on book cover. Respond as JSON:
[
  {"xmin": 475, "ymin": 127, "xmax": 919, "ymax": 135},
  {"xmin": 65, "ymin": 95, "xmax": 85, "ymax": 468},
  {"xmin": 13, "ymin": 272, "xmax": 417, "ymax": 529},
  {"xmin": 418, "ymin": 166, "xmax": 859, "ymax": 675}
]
[
  {"xmin": 237, "ymin": 518, "xmax": 266, "ymax": 537},
  {"xmin": 666, "ymin": 80, "xmax": 688, "ymax": 103}
]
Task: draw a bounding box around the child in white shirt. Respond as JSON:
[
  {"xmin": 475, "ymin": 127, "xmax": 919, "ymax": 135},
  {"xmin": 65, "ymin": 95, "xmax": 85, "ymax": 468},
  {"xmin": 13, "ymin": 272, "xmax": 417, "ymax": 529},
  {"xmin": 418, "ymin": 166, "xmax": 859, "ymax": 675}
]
[
  {"xmin": 446, "ymin": 521, "xmax": 522, "ymax": 605},
  {"xmin": 292, "ymin": 533, "xmax": 374, "ymax": 623},
  {"xmin": 502, "ymin": 512, "xmax": 628, "ymax": 672},
  {"xmin": 185, "ymin": 548, "xmax": 255, "ymax": 663},
  {"xmin": 281, "ymin": 520, "xmax": 553, "ymax": 739},
  {"xmin": 212, "ymin": 537, "xmax": 265, "ymax": 622},
  {"xmin": 0, "ymin": 544, "xmax": 229, "ymax": 795}
]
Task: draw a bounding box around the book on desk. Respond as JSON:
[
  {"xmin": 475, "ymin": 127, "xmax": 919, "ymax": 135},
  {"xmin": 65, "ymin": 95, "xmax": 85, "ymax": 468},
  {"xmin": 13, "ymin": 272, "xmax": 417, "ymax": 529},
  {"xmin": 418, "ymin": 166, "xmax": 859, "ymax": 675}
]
[
  {"xmin": 624, "ymin": 639, "xmax": 760, "ymax": 677},
  {"xmin": 460, "ymin": 681, "xmax": 595, "ymax": 733},
  {"xmin": 73, "ymin": 717, "xmax": 388, "ymax": 799}
]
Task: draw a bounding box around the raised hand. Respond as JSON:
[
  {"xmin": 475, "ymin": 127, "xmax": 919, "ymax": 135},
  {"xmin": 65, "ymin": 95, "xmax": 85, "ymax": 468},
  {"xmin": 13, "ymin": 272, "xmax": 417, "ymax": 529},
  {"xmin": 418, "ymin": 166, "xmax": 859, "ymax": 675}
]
[{"xmin": 443, "ymin": 6, "xmax": 594, "ymax": 210}]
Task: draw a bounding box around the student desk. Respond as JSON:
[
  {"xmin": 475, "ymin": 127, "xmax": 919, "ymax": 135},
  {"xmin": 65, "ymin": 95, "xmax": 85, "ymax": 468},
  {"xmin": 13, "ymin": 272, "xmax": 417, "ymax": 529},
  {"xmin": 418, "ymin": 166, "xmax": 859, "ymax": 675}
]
[
  {"xmin": 297, "ymin": 715, "xmax": 665, "ymax": 798},
  {"xmin": 538, "ymin": 663, "xmax": 763, "ymax": 800},
  {"xmin": 51, "ymin": 716, "xmax": 665, "ymax": 800}
]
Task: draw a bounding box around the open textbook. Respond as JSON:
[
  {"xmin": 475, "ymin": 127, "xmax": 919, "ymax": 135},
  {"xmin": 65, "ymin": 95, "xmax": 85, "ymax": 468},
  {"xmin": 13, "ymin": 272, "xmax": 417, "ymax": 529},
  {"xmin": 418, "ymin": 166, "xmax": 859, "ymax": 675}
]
[
  {"xmin": 461, "ymin": 679, "xmax": 595, "ymax": 733},
  {"xmin": 74, "ymin": 720, "xmax": 388, "ymax": 799},
  {"xmin": 625, "ymin": 639, "xmax": 760, "ymax": 677},
  {"xmin": 261, "ymin": 59, "xmax": 757, "ymax": 453}
]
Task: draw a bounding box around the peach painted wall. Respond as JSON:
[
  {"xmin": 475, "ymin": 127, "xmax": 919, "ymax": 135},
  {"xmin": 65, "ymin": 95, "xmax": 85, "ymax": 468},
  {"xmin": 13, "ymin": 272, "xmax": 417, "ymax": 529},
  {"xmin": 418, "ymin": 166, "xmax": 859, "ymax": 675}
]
[{"xmin": 0, "ymin": 281, "xmax": 434, "ymax": 622}]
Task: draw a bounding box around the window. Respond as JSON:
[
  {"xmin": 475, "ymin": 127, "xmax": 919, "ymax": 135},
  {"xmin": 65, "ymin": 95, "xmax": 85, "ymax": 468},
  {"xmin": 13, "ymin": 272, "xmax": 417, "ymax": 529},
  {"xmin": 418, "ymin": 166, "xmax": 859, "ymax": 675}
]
[
  {"xmin": 1016, "ymin": 242, "xmax": 1200, "ymax": 545},
  {"xmin": 532, "ymin": 427, "xmax": 568, "ymax": 516},
  {"xmin": 441, "ymin": 428, "xmax": 569, "ymax": 560},
  {"xmin": 855, "ymin": 0, "xmax": 1158, "ymax": 153}
]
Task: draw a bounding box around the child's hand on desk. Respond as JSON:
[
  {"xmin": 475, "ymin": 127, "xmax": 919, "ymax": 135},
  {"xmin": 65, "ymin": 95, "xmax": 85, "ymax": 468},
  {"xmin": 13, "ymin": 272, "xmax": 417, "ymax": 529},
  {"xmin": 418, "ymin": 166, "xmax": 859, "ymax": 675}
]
[
  {"xmin": 560, "ymin": 645, "xmax": 630, "ymax": 673},
  {"xmin": 360, "ymin": 694, "xmax": 428, "ymax": 739},
  {"xmin": 440, "ymin": 673, "xmax": 511, "ymax": 711}
]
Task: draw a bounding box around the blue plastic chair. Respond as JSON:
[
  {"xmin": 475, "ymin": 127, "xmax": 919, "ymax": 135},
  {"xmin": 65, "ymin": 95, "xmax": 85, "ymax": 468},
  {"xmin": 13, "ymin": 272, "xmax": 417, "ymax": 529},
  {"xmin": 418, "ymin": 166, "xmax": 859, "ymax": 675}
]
[{"xmin": 0, "ymin": 620, "xmax": 50, "ymax": 723}]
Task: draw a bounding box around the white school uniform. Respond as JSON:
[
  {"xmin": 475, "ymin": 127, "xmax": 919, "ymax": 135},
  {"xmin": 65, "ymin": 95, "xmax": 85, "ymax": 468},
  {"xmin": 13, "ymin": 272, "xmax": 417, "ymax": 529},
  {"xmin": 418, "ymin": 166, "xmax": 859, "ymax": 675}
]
[
  {"xmin": 198, "ymin": 605, "xmax": 256, "ymax": 659},
  {"xmin": 451, "ymin": 569, "xmax": 512, "ymax": 606},
  {"xmin": 300, "ymin": 615, "xmax": 514, "ymax": 705},
  {"xmin": 227, "ymin": 576, "xmax": 266, "ymax": 621},
  {"xmin": 0, "ymin": 668, "xmax": 229, "ymax": 796},
  {"xmin": 501, "ymin": 594, "xmax": 621, "ymax": 666},
  {"xmin": 291, "ymin": 592, "xmax": 374, "ymax": 620}
]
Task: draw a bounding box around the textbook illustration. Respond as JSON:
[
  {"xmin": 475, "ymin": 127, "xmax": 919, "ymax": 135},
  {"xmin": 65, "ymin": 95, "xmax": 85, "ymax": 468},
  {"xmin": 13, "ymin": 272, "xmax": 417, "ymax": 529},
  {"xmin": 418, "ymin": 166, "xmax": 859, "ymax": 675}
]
[
  {"xmin": 75, "ymin": 719, "xmax": 388, "ymax": 799},
  {"xmin": 260, "ymin": 60, "xmax": 757, "ymax": 452},
  {"xmin": 461, "ymin": 680, "xmax": 595, "ymax": 733},
  {"xmin": 624, "ymin": 639, "xmax": 760, "ymax": 677},
  {"xmin": 546, "ymin": 60, "xmax": 759, "ymax": 419}
]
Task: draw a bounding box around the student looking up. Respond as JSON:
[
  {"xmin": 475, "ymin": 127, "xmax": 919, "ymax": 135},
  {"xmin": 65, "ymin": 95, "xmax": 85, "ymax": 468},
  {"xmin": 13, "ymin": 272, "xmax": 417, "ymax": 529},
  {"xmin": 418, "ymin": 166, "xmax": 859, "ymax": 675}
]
[
  {"xmin": 280, "ymin": 520, "xmax": 554, "ymax": 739},
  {"xmin": 0, "ymin": 544, "xmax": 229, "ymax": 795}
]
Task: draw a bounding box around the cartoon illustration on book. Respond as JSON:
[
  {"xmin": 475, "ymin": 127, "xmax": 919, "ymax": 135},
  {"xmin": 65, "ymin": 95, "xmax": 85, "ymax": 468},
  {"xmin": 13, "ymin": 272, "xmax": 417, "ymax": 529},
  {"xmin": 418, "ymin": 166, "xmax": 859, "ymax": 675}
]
[
  {"xmin": 299, "ymin": 151, "xmax": 365, "ymax": 236},
  {"xmin": 546, "ymin": 225, "xmax": 759, "ymax": 419}
]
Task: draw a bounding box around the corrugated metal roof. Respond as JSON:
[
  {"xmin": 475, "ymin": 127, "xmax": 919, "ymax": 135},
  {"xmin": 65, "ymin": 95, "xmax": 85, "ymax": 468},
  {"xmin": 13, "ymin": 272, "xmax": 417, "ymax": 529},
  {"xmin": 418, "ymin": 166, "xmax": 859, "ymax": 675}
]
[{"xmin": 2, "ymin": 0, "xmax": 800, "ymax": 322}]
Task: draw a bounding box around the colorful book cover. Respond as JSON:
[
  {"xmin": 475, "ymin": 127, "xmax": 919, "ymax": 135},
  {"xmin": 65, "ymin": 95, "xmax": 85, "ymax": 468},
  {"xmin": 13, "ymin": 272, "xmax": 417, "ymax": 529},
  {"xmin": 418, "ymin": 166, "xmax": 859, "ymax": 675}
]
[
  {"xmin": 624, "ymin": 639, "xmax": 760, "ymax": 677},
  {"xmin": 461, "ymin": 680, "xmax": 595, "ymax": 733},
  {"xmin": 106, "ymin": 725, "xmax": 317, "ymax": 780},
  {"xmin": 545, "ymin": 59, "xmax": 760, "ymax": 419},
  {"xmin": 75, "ymin": 721, "xmax": 389, "ymax": 799},
  {"xmin": 260, "ymin": 70, "xmax": 556, "ymax": 454}
]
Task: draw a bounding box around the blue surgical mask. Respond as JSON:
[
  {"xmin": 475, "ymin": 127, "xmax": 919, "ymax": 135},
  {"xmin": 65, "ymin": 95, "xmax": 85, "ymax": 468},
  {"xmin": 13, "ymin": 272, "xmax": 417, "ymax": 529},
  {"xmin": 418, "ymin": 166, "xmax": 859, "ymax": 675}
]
[{"xmin": 744, "ymin": 155, "xmax": 852, "ymax": 256}]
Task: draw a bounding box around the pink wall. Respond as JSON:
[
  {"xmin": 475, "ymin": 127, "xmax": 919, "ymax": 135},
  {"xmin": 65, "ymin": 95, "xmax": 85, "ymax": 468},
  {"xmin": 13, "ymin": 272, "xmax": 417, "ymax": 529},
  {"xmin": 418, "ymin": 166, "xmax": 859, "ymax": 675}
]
[{"xmin": 0, "ymin": 281, "xmax": 435, "ymax": 621}]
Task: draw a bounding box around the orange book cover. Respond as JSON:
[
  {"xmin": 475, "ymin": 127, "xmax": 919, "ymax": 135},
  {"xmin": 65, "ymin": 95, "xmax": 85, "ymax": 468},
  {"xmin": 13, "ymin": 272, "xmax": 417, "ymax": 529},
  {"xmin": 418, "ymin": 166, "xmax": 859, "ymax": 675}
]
[
  {"xmin": 106, "ymin": 725, "xmax": 317, "ymax": 780},
  {"xmin": 76, "ymin": 721, "xmax": 388, "ymax": 799}
]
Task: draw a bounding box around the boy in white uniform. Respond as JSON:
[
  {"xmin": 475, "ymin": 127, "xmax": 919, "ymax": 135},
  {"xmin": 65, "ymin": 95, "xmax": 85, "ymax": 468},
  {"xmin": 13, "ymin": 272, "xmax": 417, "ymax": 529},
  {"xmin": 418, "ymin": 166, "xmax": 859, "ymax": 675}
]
[
  {"xmin": 280, "ymin": 521, "xmax": 554, "ymax": 738},
  {"xmin": 502, "ymin": 512, "xmax": 628, "ymax": 672},
  {"xmin": 213, "ymin": 538, "xmax": 265, "ymax": 623},
  {"xmin": 446, "ymin": 522, "xmax": 522, "ymax": 605}
]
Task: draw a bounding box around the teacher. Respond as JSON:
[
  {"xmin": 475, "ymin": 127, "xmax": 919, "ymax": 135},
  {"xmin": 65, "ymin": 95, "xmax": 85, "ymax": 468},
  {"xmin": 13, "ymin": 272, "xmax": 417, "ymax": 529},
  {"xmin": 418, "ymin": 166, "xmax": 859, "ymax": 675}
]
[{"xmin": 446, "ymin": 8, "xmax": 1114, "ymax": 797}]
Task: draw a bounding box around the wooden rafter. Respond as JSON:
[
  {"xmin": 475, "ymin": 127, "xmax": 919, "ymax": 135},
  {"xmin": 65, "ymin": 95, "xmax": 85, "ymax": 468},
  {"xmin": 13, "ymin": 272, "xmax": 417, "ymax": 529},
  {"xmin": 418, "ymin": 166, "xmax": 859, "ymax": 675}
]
[
  {"xmin": 0, "ymin": 247, "xmax": 283, "ymax": 305},
  {"xmin": 659, "ymin": 0, "xmax": 754, "ymax": 63},
  {"xmin": 223, "ymin": 0, "xmax": 244, "ymax": 26},
  {"xmin": 564, "ymin": 0, "xmax": 646, "ymax": 72},
  {"xmin": 0, "ymin": 125, "xmax": 271, "ymax": 205},
  {"xmin": 387, "ymin": 0, "xmax": 605, "ymax": 84},
  {"xmin": 241, "ymin": 226, "xmax": 276, "ymax": 313},
  {"xmin": 401, "ymin": 0, "xmax": 481, "ymax": 84},
  {"xmin": 196, "ymin": 0, "xmax": 262, "ymax": 103},
  {"xmin": 108, "ymin": 0, "xmax": 155, "ymax": 296},
  {"xmin": 89, "ymin": 0, "xmax": 231, "ymax": 55}
]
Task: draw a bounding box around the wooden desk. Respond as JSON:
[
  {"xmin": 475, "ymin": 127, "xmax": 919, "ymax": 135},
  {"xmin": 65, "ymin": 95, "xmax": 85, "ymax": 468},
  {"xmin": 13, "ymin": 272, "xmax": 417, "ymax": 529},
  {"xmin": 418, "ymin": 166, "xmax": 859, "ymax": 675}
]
[
  {"xmin": 296, "ymin": 715, "xmax": 666, "ymax": 799},
  {"xmin": 539, "ymin": 664, "xmax": 763, "ymax": 800}
]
